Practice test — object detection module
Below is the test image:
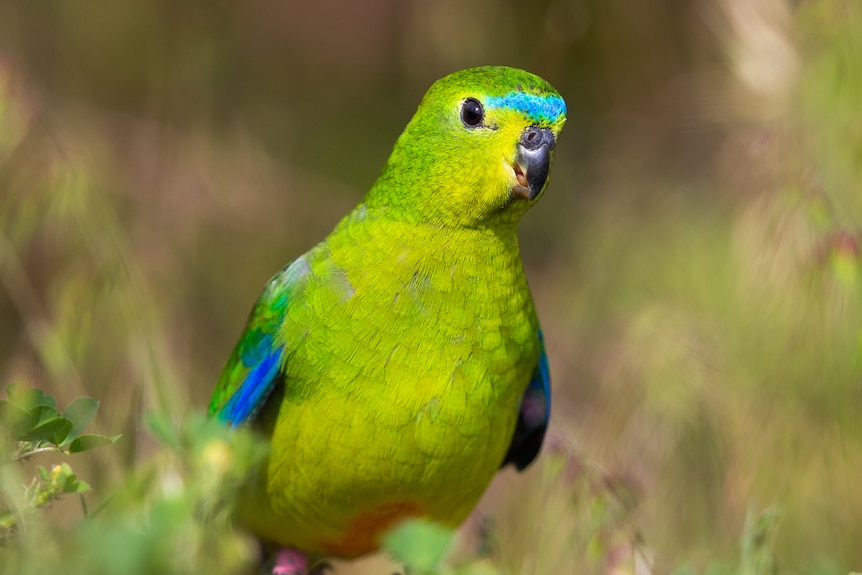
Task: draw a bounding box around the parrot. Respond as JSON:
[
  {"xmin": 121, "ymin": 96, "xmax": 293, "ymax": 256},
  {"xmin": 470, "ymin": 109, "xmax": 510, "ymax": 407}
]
[{"xmin": 209, "ymin": 66, "xmax": 566, "ymax": 575}]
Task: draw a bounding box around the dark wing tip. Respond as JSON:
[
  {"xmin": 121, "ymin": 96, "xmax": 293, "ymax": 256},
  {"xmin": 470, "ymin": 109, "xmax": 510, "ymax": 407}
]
[
  {"xmin": 503, "ymin": 417, "xmax": 548, "ymax": 471},
  {"xmin": 501, "ymin": 332, "xmax": 551, "ymax": 471}
]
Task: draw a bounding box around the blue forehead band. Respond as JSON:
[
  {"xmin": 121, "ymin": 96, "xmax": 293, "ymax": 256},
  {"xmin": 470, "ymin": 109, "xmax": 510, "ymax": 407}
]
[{"xmin": 486, "ymin": 92, "xmax": 566, "ymax": 123}]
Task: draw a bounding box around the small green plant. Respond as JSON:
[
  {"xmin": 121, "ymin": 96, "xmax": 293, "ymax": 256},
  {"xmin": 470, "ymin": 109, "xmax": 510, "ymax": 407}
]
[
  {"xmin": 0, "ymin": 384, "xmax": 119, "ymax": 540},
  {"xmin": 0, "ymin": 386, "xmax": 267, "ymax": 575}
]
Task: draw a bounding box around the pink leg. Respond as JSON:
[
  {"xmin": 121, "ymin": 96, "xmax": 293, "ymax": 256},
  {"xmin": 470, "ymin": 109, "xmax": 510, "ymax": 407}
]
[{"xmin": 272, "ymin": 548, "xmax": 308, "ymax": 575}]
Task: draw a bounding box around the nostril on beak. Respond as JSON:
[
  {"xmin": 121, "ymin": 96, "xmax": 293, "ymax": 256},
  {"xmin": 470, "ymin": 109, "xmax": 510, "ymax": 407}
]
[{"xmin": 520, "ymin": 127, "xmax": 554, "ymax": 151}]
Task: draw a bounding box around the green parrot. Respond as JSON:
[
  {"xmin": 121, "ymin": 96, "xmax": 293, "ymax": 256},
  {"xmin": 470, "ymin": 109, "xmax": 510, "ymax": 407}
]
[{"xmin": 209, "ymin": 66, "xmax": 565, "ymax": 574}]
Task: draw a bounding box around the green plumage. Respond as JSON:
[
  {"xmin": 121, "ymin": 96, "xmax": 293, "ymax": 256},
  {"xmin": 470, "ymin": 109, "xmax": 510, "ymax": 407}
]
[{"xmin": 209, "ymin": 66, "xmax": 566, "ymax": 561}]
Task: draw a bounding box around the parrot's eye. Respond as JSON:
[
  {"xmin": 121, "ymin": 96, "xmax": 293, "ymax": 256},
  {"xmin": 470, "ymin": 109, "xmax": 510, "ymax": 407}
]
[{"xmin": 460, "ymin": 98, "xmax": 484, "ymax": 127}]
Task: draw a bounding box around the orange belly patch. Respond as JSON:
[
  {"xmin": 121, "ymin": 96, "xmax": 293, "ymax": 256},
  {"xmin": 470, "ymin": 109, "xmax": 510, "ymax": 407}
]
[{"xmin": 321, "ymin": 500, "xmax": 423, "ymax": 558}]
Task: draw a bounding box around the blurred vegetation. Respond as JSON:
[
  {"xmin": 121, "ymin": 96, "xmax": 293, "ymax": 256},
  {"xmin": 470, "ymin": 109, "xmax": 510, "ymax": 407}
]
[{"xmin": 0, "ymin": 0, "xmax": 861, "ymax": 573}]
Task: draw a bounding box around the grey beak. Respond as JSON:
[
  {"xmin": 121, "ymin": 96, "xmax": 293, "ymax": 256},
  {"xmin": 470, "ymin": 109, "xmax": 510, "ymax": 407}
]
[{"xmin": 515, "ymin": 127, "xmax": 555, "ymax": 200}]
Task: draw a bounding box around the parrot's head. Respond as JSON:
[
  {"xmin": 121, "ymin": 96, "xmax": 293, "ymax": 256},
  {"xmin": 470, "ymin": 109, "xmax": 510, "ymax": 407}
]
[{"xmin": 367, "ymin": 66, "xmax": 566, "ymax": 228}]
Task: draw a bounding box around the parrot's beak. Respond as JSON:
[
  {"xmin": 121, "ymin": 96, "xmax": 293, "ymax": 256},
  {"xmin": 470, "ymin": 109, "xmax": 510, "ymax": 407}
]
[{"xmin": 512, "ymin": 127, "xmax": 555, "ymax": 201}]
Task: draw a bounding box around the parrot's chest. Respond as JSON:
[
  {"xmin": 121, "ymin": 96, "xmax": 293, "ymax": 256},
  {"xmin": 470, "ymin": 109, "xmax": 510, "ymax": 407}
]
[
  {"xmin": 259, "ymin": 229, "xmax": 540, "ymax": 556},
  {"xmin": 284, "ymin": 263, "xmax": 538, "ymax": 459}
]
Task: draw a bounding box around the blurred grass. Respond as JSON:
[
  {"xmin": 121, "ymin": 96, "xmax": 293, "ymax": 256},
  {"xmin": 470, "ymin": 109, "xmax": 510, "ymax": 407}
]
[{"xmin": 1, "ymin": 0, "xmax": 861, "ymax": 573}]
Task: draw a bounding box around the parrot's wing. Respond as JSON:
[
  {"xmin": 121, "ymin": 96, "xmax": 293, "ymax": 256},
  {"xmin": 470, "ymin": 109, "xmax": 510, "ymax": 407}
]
[
  {"xmin": 502, "ymin": 330, "xmax": 551, "ymax": 471},
  {"xmin": 208, "ymin": 256, "xmax": 310, "ymax": 426}
]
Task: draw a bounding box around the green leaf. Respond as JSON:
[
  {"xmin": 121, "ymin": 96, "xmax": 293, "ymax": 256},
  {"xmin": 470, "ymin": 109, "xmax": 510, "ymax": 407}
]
[
  {"xmin": 21, "ymin": 418, "xmax": 72, "ymax": 443},
  {"xmin": 60, "ymin": 471, "xmax": 91, "ymax": 494},
  {"xmin": 6, "ymin": 384, "xmax": 56, "ymax": 410},
  {"xmin": 0, "ymin": 402, "xmax": 64, "ymax": 445},
  {"xmin": 0, "ymin": 399, "xmax": 31, "ymax": 433},
  {"xmin": 71, "ymin": 478, "xmax": 91, "ymax": 493},
  {"xmin": 69, "ymin": 434, "xmax": 120, "ymax": 453},
  {"xmin": 382, "ymin": 519, "xmax": 453, "ymax": 573},
  {"xmin": 17, "ymin": 406, "xmax": 72, "ymax": 443},
  {"xmin": 51, "ymin": 418, "xmax": 75, "ymax": 446},
  {"xmin": 28, "ymin": 405, "xmax": 61, "ymax": 426},
  {"xmin": 61, "ymin": 397, "xmax": 100, "ymax": 445}
]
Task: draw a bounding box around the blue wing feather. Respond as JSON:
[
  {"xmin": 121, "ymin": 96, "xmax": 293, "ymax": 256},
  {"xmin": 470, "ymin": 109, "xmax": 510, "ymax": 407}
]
[
  {"xmin": 210, "ymin": 255, "xmax": 311, "ymax": 427},
  {"xmin": 216, "ymin": 344, "xmax": 284, "ymax": 426},
  {"xmin": 502, "ymin": 329, "xmax": 552, "ymax": 470}
]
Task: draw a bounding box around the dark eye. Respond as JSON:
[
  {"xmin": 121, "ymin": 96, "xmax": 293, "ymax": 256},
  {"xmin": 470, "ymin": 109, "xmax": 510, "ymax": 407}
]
[{"xmin": 460, "ymin": 98, "xmax": 484, "ymax": 127}]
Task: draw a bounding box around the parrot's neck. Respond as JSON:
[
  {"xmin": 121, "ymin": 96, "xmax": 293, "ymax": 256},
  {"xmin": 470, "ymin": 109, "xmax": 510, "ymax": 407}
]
[
  {"xmin": 326, "ymin": 202, "xmax": 529, "ymax": 303},
  {"xmin": 340, "ymin": 201, "xmax": 522, "ymax": 261},
  {"xmin": 355, "ymin": 198, "xmax": 521, "ymax": 240}
]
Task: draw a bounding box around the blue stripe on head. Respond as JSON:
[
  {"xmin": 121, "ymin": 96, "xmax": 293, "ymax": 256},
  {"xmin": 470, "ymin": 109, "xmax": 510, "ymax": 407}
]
[{"xmin": 486, "ymin": 92, "xmax": 566, "ymax": 123}]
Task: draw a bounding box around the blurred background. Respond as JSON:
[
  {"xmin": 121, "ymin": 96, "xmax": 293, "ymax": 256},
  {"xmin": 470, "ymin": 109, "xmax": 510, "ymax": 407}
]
[{"xmin": 1, "ymin": 0, "xmax": 861, "ymax": 573}]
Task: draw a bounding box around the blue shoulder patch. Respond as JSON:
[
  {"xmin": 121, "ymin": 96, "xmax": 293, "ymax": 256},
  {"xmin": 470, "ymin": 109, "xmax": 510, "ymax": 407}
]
[
  {"xmin": 217, "ymin": 344, "xmax": 284, "ymax": 427},
  {"xmin": 486, "ymin": 92, "xmax": 566, "ymax": 123}
]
